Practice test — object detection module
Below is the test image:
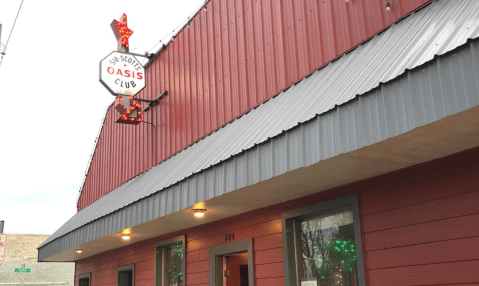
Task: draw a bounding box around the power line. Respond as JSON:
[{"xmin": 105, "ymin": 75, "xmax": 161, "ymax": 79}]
[{"xmin": 0, "ymin": 0, "xmax": 25, "ymax": 69}]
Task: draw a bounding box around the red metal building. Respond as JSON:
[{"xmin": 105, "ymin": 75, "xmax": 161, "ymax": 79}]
[
  {"xmin": 39, "ymin": 0, "xmax": 479, "ymax": 285},
  {"xmin": 76, "ymin": 0, "xmax": 430, "ymax": 210}
]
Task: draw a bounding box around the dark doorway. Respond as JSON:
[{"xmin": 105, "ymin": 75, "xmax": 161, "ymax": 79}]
[{"xmin": 240, "ymin": 265, "xmax": 248, "ymax": 286}]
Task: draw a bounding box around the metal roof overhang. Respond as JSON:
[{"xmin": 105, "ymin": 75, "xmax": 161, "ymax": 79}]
[{"xmin": 39, "ymin": 0, "xmax": 479, "ymax": 262}]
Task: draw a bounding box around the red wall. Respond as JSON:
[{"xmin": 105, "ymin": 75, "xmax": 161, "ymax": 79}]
[
  {"xmin": 78, "ymin": 0, "xmax": 431, "ymax": 210},
  {"xmin": 75, "ymin": 147, "xmax": 479, "ymax": 285}
]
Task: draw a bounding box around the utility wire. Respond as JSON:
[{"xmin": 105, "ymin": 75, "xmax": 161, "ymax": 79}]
[{"xmin": 0, "ymin": 0, "xmax": 25, "ymax": 69}]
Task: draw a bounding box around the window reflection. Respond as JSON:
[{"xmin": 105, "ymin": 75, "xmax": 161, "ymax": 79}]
[
  {"xmin": 164, "ymin": 242, "xmax": 184, "ymax": 286},
  {"xmin": 295, "ymin": 209, "xmax": 358, "ymax": 286}
]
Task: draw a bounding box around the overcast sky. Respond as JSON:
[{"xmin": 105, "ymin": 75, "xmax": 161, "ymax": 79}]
[{"xmin": 0, "ymin": 0, "xmax": 204, "ymax": 235}]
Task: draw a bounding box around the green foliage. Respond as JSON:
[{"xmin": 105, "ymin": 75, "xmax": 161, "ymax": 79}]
[
  {"xmin": 165, "ymin": 244, "xmax": 184, "ymax": 286},
  {"xmin": 315, "ymin": 237, "xmax": 356, "ymax": 285}
]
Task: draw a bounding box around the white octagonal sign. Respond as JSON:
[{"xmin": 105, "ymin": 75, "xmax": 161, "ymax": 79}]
[{"xmin": 100, "ymin": 51, "xmax": 146, "ymax": 96}]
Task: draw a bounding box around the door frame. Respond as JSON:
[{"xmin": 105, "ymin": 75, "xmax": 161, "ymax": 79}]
[{"xmin": 209, "ymin": 239, "xmax": 254, "ymax": 286}]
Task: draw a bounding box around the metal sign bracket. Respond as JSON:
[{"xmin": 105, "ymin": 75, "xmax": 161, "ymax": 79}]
[
  {"xmin": 127, "ymin": 51, "xmax": 156, "ymax": 60},
  {"xmin": 137, "ymin": 91, "xmax": 167, "ymax": 112},
  {"xmin": 123, "ymin": 51, "xmax": 155, "ymax": 67}
]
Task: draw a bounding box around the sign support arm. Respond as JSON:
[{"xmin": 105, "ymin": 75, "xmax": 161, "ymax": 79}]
[{"xmin": 141, "ymin": 91, "xmax": 167, "ymax": 112}]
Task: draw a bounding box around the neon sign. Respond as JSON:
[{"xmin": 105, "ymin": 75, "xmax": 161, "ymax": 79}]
[
  {"xmin": 115, "ymin": 95, "xmax": 142, "ymax": 125},
  {"xmin": 111, "ymin": 14, "xmax": 133, "ymax": 52}
]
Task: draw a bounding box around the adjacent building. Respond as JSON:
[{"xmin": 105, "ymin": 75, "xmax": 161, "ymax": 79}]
[
  {"xmin": 38, "ymin": 0, "xmax": 479, "ymax": 285},
  {"xmin": 0, "ymin": 234, "xmax": 74, "ymax": 285}
]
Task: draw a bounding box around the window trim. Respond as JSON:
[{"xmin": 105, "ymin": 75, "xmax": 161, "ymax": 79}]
[
  {"xmin": 78, "ymin": 273, "xmax": 90, "ymax": 286},
  {"xmin": 154, "ymin": 235, "xmax": 186, "ymax": 286},
  {"xmin": 117, "ymin": 264, "xmax": 135, "ymax": 286},
  {"xmin": 281, "ymin": 194, "xmax": 366, "ymax": 286},
  {"xmin": 209, "ymin": 239, "xmax": 254, "ymax": 286}
]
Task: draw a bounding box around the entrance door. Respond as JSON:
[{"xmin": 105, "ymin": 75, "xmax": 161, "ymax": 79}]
[
  {"xmin": 209, "ymin": 239, "xmax": 254, "ymax": 286},
  {"xmin": 220, "ymin": 252, "xmax": 249, "ymax": 286}
]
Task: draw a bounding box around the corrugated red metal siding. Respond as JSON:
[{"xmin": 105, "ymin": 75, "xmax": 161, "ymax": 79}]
[
  {"xmin": 75, "ymin": 147, "xmax": 479, "ymax": 285},
  {"xmin": 78, "ymin": 0, "xmax": 430, "ymax": 210}
]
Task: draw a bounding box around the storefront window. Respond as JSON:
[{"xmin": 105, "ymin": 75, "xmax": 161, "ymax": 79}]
[
  {"xmin": 164, "ymin": 242, "xmax": 184, "ymax": 286},
  {"xmin": 282, "ymin": 194, "xmax": 365, "ymax": 286},
  {"xmin": 117, "ymin": 264, "xmax": 134, "ymax": 286},
  {"xmin": 156, "ymin": 236, "xmax": 185, "ymax": 286},
  {"xmin": 78, "ymin": 273, "xmax": 90, "ymax": 286},
  {"xmin": 296, "ymin": 209, "xmax": 358, "ymax": 285}
]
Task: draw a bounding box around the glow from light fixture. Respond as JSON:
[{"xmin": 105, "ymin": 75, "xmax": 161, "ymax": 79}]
[
  {"xmin": 122, "ymin": 235, "xmax": 131, "ymax": 241},
  {"xmin": 75, "ymin": 249, "xmax": 83, "ymax": 254},
  {"xmin": 193, "ymin": 209, "xmax": 206, "ymax": 218}
]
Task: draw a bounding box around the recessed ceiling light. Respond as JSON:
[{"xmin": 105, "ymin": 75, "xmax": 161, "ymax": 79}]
[
  {"xmin": 121, "ymin": 235, "xmax": 131, "ymax": 241},
  {"xmin": 75, "ymin": 249, "xmax": 83, "ymax": 254}
]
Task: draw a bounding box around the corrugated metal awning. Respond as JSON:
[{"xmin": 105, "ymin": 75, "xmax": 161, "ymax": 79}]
[{"xmin": 38, "ymin": 0, "xmax": 479, "ymax": 261}]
